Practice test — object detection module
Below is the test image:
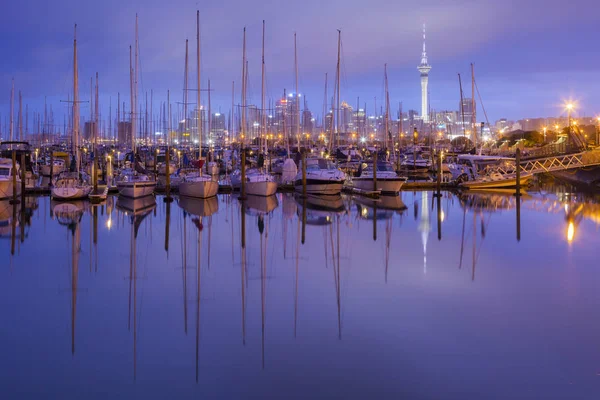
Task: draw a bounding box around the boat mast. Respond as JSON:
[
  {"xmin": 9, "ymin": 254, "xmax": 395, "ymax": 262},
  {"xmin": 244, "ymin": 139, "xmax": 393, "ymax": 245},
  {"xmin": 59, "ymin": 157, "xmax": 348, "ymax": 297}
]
[
  {"xmin": 73, "ymin": 24, "xmax": 80, "ymax": 175},
  {"xmin": 94, "ymin": 72, "xmax": 99, "ymax": 192},
  {"xmin": 9, "ymin": 78, "xmax": 14, "ymax": 141},
  {"xmin": 231, "ymin": 81, "xmax": 235, "ymax": 142},
  {"xmin": 134, "ymin": 14, "xmax": 139, "ymax": 154},
  {"xmin": 384, "ymin": 64, "xmax": 389, "ymax": 153},
  {"xmin": 196, "ymin": 10, "xmax": 202, "ymax": 157},
  {"xmin": 471, "ymin": 63, "xmax": 476, "ymax": 150},
  {"xmin": 458, "ymin": 73, "xmax": 466, "ymax": 143},
  {"xmin": 322, "ymin": 73, "xmax": 328, "ymax": 148},
  {"xmin": 184, "ymin": 39, "xmax": 189, "ymax": 146},
  {"xmin": 294, "ymin": 32, "xmax": 300, "ymax": 154},
  {"xmin": 335, "ymin": 30, "xmax": 341, "ymax": 149},
  {"xmin": 240, "ymin": 27, "xmax": 246, "ymax": 147},
  {"xmin": 261, "ymin": 21, "xmax": 266, "ymax": 156},
  {"xmin": 18, "ymin": 91, "xmax": 22, "ymax": 141},
  {"xmin": 129, "ymin": 46, "xmax": 134, "ymax": 153},
  {"xmin": 208, "ymin": 79, "xmax": 211, "ymax": 150}
]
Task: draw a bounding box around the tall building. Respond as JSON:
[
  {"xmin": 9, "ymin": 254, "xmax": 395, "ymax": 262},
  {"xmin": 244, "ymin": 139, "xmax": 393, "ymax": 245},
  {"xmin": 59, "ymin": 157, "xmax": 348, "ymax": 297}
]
[{"xmin": 417, "ymin": 24, "xmax": 431, "ymax": 122}]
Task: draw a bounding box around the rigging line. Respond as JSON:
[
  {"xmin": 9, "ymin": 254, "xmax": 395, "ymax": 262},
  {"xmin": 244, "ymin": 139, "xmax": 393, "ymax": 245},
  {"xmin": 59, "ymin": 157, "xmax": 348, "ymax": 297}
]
[{"xmin": 474, "ymin": 79, "xmax": 490, "ymax": 127}]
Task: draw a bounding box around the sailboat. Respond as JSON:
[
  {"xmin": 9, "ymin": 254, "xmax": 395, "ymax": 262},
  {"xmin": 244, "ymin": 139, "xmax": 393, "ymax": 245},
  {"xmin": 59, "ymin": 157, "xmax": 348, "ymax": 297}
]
[
  {"xmin": 178, "ymin": 11, "xmax": 218, "ymax": 199},
  {"xmin": 232, "ymin": 21, "xmax": 278, "ymax": 197},
  {"xmin": 116, "ymin": 16, "xmax": 157, "ymax": 199},
  {"xmin": 52, "ymin": 25, "xmax": 92, "ymax": 201}
]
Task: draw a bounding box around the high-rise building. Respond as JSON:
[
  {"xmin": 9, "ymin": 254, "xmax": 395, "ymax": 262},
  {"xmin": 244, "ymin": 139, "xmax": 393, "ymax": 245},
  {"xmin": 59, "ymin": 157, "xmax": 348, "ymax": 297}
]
[{"xmin": 417, "ymin": 24, "xmax": 431, "ymax": 122}]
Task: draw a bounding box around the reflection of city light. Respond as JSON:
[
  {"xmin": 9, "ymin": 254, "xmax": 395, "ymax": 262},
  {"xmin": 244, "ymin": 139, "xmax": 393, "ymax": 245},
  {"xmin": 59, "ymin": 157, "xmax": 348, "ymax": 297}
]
[
  {"xmin": 567, "ymin": 221, "xmax": 575, "ymax": 243},
  {"xmin": 440, "ymin": 210, "xmax": 445, "ymax": 222},
  {"xmin": 361, "ymin": 208, "xmax": 368, "ymax": 218},
  {"xmin": 106, "ymin": 218, "xmax": 112, "ymax": 230}
]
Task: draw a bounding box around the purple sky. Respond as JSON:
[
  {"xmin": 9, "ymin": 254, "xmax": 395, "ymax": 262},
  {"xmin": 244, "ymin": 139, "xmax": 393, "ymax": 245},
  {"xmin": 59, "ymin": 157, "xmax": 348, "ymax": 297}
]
[{"xmin": 1, "ymin": 0, "xmax": 599, "ymax": 132}]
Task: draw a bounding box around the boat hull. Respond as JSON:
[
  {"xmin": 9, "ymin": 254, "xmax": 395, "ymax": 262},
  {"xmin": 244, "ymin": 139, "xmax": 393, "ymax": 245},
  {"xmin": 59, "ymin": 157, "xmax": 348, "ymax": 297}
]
[
  {"xmin": 352, "ymin": 177, "xmax": 405, "ymax": 194},
  {"xmin": 294, "ymin": 179, "xmax": 344, "ymax": 195},
  {"xmin": 246, "ymin": 180, "xmax": 278, "ymax": 197},
  {"xmin": 51, "ymin": 186, "xmax": 91, "ymax": 200},
  {"xmin": 0, "ymin": 179, "xmax": 22, "ymax": 199},
  {"xmin": 117, "ymin": 181, "xmax": 157, "ymax": 198},
  {"xmin": 460, "ymin": 173, "xmax": 533, "ymax": 190},
  {"xmin": 178, "ymin": 180, "xmax": 219, "ymax": 198}
]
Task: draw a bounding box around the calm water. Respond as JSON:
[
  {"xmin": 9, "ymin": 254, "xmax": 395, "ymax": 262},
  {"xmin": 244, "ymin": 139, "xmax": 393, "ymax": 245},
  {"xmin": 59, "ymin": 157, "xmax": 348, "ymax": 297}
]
[{"xmin": 1, "ymin": 184, "xmax": 600, "ymax": 399}]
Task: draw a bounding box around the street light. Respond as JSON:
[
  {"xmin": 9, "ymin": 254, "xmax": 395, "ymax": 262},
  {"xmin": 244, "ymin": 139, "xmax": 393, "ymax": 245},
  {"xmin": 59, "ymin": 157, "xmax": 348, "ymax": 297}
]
[{"xmin": 543, "ymin": 126, "xmax": 547, "ymax": 143}]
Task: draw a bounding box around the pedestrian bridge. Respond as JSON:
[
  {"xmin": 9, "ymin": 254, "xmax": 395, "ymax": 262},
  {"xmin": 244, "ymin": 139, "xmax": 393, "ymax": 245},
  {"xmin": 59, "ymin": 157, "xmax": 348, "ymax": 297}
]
[{"xmin": 519, "ymin": 150, "xmax": 600, "ymax": 175}]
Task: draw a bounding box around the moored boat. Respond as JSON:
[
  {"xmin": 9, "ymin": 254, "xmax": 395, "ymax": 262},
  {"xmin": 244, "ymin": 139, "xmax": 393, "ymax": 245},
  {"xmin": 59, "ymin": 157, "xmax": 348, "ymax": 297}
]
[{"xmin": 294, "ymin": 157, "xmax": 345, "ymax": 195}]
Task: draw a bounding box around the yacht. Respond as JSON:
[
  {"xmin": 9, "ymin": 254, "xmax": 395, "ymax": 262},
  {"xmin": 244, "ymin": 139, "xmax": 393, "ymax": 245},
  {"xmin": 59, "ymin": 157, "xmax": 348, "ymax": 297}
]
[
  {"xmin": 51, "ymin": 171, "xmax": 92, "ymax": 200},
  {"xmin": 178, "ymin": 171, "xmax": 218, "ymax": 199},
  {"xmin": 400, "ymin": 152, "xmax": 432, "ymax": 172},
  {"xmin": 352, "ymin": 161, "xmax": 406, "ymax": 195},
  {"xmin": 294, "ymin": 157, "xmax": 345, "ymax": 195},
  {"xmin": 0, "ymin": 158, "xmax": 21, "ymax": 199},
  {"xmin": 448, "ymin": 154, "xmax": 532, "ymax": 189},
  {"xmin": 0, "ymin": 141, "xmax": 38, "ymax": 189}
]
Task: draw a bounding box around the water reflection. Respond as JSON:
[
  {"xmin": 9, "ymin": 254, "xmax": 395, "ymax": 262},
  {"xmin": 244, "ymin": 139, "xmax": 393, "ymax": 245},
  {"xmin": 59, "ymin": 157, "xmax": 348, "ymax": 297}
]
[{"xmin": 1, "ymin": 185, "xmax": 600, "ymax": 398}]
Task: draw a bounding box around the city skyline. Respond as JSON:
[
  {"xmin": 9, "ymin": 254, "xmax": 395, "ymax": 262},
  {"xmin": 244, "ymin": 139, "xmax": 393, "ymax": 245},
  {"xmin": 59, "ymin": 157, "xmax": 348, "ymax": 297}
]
[{"xmin": 1, "ymin": 0, "xmax": 599, "ymax": 132}]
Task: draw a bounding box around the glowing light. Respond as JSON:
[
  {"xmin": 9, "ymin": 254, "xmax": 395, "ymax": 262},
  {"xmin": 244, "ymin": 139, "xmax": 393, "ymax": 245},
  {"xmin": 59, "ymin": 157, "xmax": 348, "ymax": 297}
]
[
  {"xmin": 106, "ymin": 218, "xmax": 112, "ymax": 230},
  {"xmin": 567, "ymin": 221, "xmax": 575, "ymax": 243}
]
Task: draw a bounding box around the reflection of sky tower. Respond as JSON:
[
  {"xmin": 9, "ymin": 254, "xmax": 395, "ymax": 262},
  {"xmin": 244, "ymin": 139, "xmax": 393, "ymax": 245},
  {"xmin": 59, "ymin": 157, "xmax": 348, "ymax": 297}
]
[
  {"xmin": 418, "ymin": 191, "xmax": 431, "ymax": 274},
  {"xmin": 417, "ymin": 24, "xmax": 431, "ymax": 122}
]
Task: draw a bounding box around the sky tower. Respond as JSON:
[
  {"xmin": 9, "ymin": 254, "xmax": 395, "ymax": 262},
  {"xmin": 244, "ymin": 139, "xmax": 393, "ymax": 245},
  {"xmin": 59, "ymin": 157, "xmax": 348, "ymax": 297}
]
[{"xmin": 417, "ymin": 24, "xmax": 431, "ymax": 122}]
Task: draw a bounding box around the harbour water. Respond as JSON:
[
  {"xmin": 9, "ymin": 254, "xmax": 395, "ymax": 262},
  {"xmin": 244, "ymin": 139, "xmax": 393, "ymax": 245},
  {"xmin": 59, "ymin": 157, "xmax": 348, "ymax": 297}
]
[{"xmin": 1, "ymin": 182, "xmax": 600, "ymax": 399}]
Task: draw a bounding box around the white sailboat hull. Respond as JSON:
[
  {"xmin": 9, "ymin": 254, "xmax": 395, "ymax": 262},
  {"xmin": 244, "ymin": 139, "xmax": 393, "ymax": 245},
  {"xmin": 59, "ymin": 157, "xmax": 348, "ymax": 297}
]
[
  {"xmin": 352, "ymin": 177, "xmax": 405, "ymax": 194},
  {"xmin": 246, "ymin": 180, "xmax": 278, "ymax": 197},
  {"xmin": 179, "ymin": 180, "xmax": 219, "ymax": 198},
  {"xmin": 51, "ymin": 186, "xmax": 91, "ymax": 200},
  {"xmin": 117, "ymin": 181, "xmax": 157, "ymax": 198},
  {"xmin": 294, "ymin": 180, "xmax": 344, "ymax": 195}
]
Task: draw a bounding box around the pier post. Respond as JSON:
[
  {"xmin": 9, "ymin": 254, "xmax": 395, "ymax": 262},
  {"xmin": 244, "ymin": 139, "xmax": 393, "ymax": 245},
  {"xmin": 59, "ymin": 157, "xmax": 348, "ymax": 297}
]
[
  {"xmin": 373, "ymin": 151, "xmax": 377, "ymax": 192},
  {"xmin": 10, "ymin": 151, "xmax": 20, "ymax": 205},
  {"xmin": 515, "ymin": 148, "xmax": 521, "ymax": 241},
  {"xmin": 515, "ymin": 148, "xmax": 521, "ymax": 197},
  {"xmin": 154, "ymin": 150, "xmax": 158, "ymax": 176},
  {"xmin": 20, "ymin": 153, "xmax": 26, "ymax": 200},
  {"xmin": 301, "ymin": 152, "xmax": 307, "ymax": 199},
  {"xmin": 435, "ymin": 150, "xmax": 442, "ymax": 197},
  {"xmin": 240, "ymin": 149, "xmax": 247, "ymax": 200},
  {"xmin": 164, "ymin": 147, "xmax": 173, "ymax": 203},
  {"xmin": 49, "ymin": 152, "xmax": 54, "ymax": 187}
]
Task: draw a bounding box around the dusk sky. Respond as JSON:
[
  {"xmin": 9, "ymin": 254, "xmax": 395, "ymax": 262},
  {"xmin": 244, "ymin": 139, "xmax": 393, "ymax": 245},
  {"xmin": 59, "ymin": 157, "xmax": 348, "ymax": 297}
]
[{"xmin": 1, "ymin": 0, "xmax": 599, "ymax": 132}]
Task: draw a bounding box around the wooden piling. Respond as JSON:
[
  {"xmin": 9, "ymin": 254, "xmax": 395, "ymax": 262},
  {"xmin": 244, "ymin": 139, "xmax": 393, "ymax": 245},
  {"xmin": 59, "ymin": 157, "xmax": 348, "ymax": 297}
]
[
  {"xmin": 515, "ymin": 148, "xmax": 521, "ymax": 197},
  {"xmin": 373, "ymin": 151, "xmax": 378, "ymax": 192},
  {"xmin": 20, "ymin": 153, "xmax": 26, "ymax": 199},
  {"xmin": 515, "ymin": 148, "xmax": 521, "ymax": 241},
  {"xmin": 49, "ymin": 152, "xmax": 54, "ymax": 187},
  {"xmin": 437, "ymin": 194, "xmax": 442, "ymax": 241},
  {"xmin": 301, "ymin": 152, "xmax": 307, "ymax": 199},
  {"xmin": 240, "ymin": 149, "xmax": 247, "ymax": 200},
  {"xmin": 437, "ymin": 151, "xmax": 442, "ymax": 196},
  {"xmin": 164, "ymin": 147, "xmax": 173, "ymax": 202},
  {"xmin": 10, "ymin": 151, "xmax": 20, "ymax": 205}
]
